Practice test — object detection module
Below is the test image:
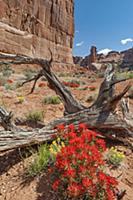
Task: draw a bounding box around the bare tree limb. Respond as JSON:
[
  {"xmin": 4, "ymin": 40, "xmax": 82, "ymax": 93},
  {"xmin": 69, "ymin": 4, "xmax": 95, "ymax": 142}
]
[
  {"xmin": 0, "ymin": 53, "xmax": 133, "ymax": 152},
  {"xmin": 0, "ymin": 53, "xmax": 85, "ymax": 114}
]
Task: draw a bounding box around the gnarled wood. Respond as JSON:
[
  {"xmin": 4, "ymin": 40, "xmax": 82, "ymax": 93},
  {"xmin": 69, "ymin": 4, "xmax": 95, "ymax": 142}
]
[
  {"xmin": 0, "ymin": 107, "xmax": 17, "ymax": 131},
  {"xmin": 0, "ymin": 53, "xmax": 85, "ymax": 114},
  {"xmin": 0, "ymin": 53, "xmax": 133, "ymax": 152}
]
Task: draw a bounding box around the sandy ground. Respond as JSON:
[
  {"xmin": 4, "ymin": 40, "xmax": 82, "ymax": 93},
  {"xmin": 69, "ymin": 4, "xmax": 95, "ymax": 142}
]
[{"xmin": 0, "ymin": 67, "xmax": 133, "ymax": 200}]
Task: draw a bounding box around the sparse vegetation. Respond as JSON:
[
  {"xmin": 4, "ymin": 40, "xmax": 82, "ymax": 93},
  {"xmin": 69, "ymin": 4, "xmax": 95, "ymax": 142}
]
[
  {"xmin": 28, "ymin": 144, "xmax": 50, "ymax": 176},
  {"xmin": 116, "ymin": 71, "xmax": 133, "ymax": 80},
  {"xmin": 4, "ymin": 83, "xmax": 15, "ymax": 90},
  {"xmin": 26, "ymin": 110, "xmax": 44, "ymax": 123},
  {"xmin": 106, "ymin": 147, "xmax": 125, "ymax": 167},
  {"xmin": 23, "ymin": 69, "xmax": 37, "ymax": 80},
  {"xmin": 0, "ymin": 64, "xmax": 14, "ymax": 77},
  {"xmin": 42, "ymin": 96, "xmax": 61, "ymax": 105}
]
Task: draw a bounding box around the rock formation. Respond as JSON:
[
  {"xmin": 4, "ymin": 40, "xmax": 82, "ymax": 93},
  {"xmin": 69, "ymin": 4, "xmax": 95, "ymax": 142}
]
[
  {"xmin": 0, "ymin": 0, "xmax": 74, "ymax": 64},
  {"xmin": 88, "ymin": 46, "xmax": 97, "ymax": 64},
  {"xmin": 74, "ymin": 47, "xmax": 133, "ymax": 71},
  {"xmin": 73, "ymin": 46, "xmax": 97, "ymax": 68}
]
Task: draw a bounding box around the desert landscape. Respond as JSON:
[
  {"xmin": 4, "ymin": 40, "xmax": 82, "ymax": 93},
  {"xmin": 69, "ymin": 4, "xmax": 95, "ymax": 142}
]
[{"xmin": 0, "ymin": 1, "xmax": 133, "ymax": 200}]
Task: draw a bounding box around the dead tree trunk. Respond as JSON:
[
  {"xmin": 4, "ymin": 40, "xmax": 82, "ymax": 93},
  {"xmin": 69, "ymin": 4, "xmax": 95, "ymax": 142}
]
[{"xmin": 0, "ymin": 53, "xmax": 133, "ymax": 151}]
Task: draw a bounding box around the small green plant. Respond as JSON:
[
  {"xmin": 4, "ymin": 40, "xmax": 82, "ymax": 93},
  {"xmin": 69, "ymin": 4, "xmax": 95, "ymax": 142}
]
[
  {"xmin": 42, "ymin": 96, "xmax": 61, "ymax": 105},
  {"xmin": 26, "ymin": 111, "xmax": 44, "ymax": 123},
  {"xmin": 4, "ymin": 83, "xmax": 15, "ymax": 90},
  {"xmin": 28, "ymin": 144, "xmax": 50, "ymax": 176},
  {"xmin": 0, "ymin": 76, "xmax": 7, "ymax": 86},
  {"xmin": 23, "ymin": 69, "xmax": 37, "ymax": 80},
  {"xmin": 107, "ymin": 147, "xmax": 125, "ymax": 167},
  {"xmin": 0, "ymin": 64, "xmax": 13, "ymax": 77}
]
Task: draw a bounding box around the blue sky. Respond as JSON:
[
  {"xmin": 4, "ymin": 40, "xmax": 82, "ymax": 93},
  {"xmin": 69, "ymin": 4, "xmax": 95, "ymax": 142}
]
[{"xmin": 73, "ymin": 0, "xmax": 133, "ymax": 56}]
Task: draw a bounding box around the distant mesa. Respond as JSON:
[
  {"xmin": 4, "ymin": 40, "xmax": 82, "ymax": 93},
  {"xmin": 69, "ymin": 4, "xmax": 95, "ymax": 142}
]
[{"xmin": 73, "ymin": 46, "xmax": 133, "ymax": 71}]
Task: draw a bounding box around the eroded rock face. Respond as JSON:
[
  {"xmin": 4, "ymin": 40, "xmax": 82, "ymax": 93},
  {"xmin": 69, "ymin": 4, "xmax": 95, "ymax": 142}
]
[
  {"xmin": 88, "ymin": 46, "xmax": 97, "ymax": 64},
  {"xmin": 74, "ymin": 47, "xmax": 133, "ymax": 71},
  {"xmin": 0, "ymin": 0, "xmax": 74, "ymax": 63}
]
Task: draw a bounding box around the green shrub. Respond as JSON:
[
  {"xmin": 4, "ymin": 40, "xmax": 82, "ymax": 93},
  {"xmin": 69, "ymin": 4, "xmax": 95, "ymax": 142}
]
[
  {"xmin": 23, "ymin": 69, "xmax": 37, "ymax": 80},
  {"xmin": 0, "ymin": 64, "xmax": 13, "ymax": 77},
  {"xmin": 116, "ymin": 71, "xmax": 133, "ymax": 80},
  {"xmin": 42, "ymin": 96, "xmax": 61, "ymax": 105},
  {"xmin": 4, "ymin": 83, "xmax": 15, "ymax": 90},
  {"xmin": 28, "ymin": 144, "xmax": 50, "ymax": 176},
  {"xmin": 106, "ymin": 147, "xmax": 125, "ymax": 167},
  {"xmin": 26, "ymin": 111, "xmax": 44, "ymax": 123}
]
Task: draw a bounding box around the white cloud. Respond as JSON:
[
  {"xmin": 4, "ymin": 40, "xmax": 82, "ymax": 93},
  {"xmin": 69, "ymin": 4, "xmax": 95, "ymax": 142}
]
[
  {"xmin": 98, "ymin": 48, "xmax": 112, "ymax": 55},
  {"xmin": 121, "ymin": 38, "xmax": 133, "ymax": 45},
  {"xmin": 76, "ymin": 41, "xmax": 84, "ymax": 47},
  {"xmin": 75, "ymin": 30, "xmax": 79, "ymax": 33}
]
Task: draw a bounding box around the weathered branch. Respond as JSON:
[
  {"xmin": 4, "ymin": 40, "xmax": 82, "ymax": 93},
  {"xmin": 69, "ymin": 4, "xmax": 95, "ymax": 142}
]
[
  {"xmin": 91, "ymin": 64, "xmax": 115, "ymax": 109},
  {"xmin": 0, "ymin": 107, "xmax": 17, "ymax": 131},
  {"xmin": 0, "ymin": 53, "xmax": 85, "ymax": 114},
  {"xmin": 0, "ymin": 53, "xmax": 133, "ymax": 152},
  {"xmin": 0, "ymin": 106, "xmax": 133, "ymax": 152},
  {"xmin": 20, "ymin": 70, "xmax": 44, "ymax": 94},
  {"xmin": 106, "ymin": 83, "xmax": 131, "ymax": 112}
]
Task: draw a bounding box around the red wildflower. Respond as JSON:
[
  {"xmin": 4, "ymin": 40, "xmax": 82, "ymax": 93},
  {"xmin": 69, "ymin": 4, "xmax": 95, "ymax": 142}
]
[
  {"xmin": 7, "ymin": 79, "xmax": 13, "ymax": 84},
  {"xmin": 68, "ymin": 182, "xmax": 83, "ymax": 196},
  {"xmin": 79, "ymin": 123, "xmax": 87, "ymax": 130},
  {"xmin": 52, "ymin": 179, "xmax": 60, "ymax": 191},
  {"xmin": 68, "ymin": 124, "xmax": 75, "ymax": 131},
  {"xmin": 50, "ymin": 123, "xmax": 118, "ymax": 199},
  {"xmin": 63, "ymin": 168, "xmax": 76, "ymax": 178},
  {"xmin": 56, "ymin": 157, "xmax": 70, "ymax": 169},
  {"xmin": 56, "ymin": 124, "xmax": 65, "ymax": 131},
  {"xmin": 67, "ymin": 131, "xmax": 77, "ymax": 139},
  {"xmin": 106, "ymin": 188, "xmax": 115, "ymax": 200},
  {"xmin": 82, "ymin": 177, "xmax": 92, "ymax": 188},
  {"xmin": 96, "ymin": 139, "xmax": 106, "ymax": 151},
  {"xmin": 106, "ymin": 176, "xmax": 118, "ymax": 186},
  {"xmin": 98, "ymin": 172, "xmax": 107, "ymax": 182},
  {"xmin": 78, "ymin": 165, "xmax": 86, "ymax": 173}
]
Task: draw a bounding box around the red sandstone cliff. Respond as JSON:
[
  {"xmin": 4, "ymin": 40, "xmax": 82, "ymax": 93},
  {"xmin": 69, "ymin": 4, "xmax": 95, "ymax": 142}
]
[{"xmin": 0, "ymin": 0, "xmax": 74, "ymax": 64}]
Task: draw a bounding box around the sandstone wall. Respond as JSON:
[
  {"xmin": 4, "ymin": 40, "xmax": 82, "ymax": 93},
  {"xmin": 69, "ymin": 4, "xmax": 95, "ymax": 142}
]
[{"xmin": 0, "ymin": 0, "xmax": 74, "ymax": 64}]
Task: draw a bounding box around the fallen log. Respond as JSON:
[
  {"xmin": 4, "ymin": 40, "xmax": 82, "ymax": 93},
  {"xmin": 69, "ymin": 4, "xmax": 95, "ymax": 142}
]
[
  {"xmin": 0, "ymin": 105, "xmax": 133, "ymax": 151},
  {"xmin": 0, "ymin": 53, "xmax": 133, "ymax": 152}
]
